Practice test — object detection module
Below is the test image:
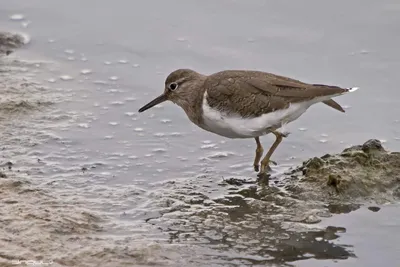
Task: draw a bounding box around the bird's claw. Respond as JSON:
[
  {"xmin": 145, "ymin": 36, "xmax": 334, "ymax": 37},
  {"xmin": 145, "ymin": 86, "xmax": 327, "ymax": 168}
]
[{"xmin": 254, "ymin": 164, "xmax": 260, "ymax": 172}]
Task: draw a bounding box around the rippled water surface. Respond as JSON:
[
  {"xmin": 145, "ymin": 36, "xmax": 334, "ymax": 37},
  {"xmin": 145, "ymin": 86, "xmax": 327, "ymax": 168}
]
[{"xmin": 1, "ymin": 1, "xmax": 400, "ymax": 266}]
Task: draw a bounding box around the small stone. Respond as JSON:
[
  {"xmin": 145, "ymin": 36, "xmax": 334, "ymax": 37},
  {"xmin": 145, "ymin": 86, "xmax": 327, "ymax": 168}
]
[{"xmin": 367, "ymin": 206, "xmax": 380, "ymax": 212}]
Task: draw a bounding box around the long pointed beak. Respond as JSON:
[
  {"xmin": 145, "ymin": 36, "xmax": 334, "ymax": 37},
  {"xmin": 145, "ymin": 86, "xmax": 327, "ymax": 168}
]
[{"xmin": 138, "ymin": 94, "xmax": 167, "ymax": 113}]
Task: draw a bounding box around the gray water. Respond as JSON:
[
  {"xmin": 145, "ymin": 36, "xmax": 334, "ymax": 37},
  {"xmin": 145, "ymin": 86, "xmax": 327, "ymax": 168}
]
[{"xmin": 1, "ymin": 0, "xmax": 400, "ymax": 266}]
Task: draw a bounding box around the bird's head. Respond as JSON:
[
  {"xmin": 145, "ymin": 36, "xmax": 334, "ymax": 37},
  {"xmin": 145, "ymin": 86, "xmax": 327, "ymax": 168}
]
[{"xmin": 138, "ymin": 69, "xmax": 204, "ymax": 113}]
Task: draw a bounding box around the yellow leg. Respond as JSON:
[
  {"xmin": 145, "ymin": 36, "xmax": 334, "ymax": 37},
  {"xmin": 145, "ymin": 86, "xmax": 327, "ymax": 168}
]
[
  {"xmin": 259, "ymin": 131, "xmax": 285, "ymax": 175},
  {"xmin": 253, "ymin": 137, "xmax": 264, "ymax": 172}
]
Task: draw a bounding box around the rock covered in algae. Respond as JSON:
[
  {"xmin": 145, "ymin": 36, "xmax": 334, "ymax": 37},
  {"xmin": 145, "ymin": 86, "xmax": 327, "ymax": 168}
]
[
  {"xmin": 280, "ymin": 139, "xmax": 400, "ymax": 204},
  {"xmin": 0, "ymin": 31, "xmax": 27, "ymax": 56}
]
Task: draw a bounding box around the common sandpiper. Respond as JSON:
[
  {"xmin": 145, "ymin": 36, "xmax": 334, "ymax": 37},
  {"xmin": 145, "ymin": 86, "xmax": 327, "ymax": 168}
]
[{"xmin": 138, "ymin": 69, "xmax": 358, "ymax": 177}]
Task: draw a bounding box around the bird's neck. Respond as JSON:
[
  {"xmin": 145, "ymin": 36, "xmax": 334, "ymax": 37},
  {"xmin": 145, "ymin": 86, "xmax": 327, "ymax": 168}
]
[{"xmin": 179, "ymin": 76, "xmax": 207, "ymax": 126}]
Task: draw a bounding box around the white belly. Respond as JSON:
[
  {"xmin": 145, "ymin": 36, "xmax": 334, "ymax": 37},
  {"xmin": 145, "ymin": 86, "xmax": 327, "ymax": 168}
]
[{"xmin": 201, "ymin": 92, "xmax": 313, "ymax": 139}]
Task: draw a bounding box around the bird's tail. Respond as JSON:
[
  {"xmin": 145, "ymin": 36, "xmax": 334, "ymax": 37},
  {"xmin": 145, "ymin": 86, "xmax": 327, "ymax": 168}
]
[
  {"xmin": 322, "ymin": 87, "xmax": 359, "ymax": 112},
  {"xmin": 346, "ymin": 87, "xmax": 359, "ymax": 93}
]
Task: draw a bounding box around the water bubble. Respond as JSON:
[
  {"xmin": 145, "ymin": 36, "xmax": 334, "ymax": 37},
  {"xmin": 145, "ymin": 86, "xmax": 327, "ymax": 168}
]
[
  {"xmin": 177, "ymin": 156, "xmax": 188, "ymax": 161},
  {"xmin": 152, "ymin": 148, "xmax": 167, "ymax": 153},
  {"xmin": 298, "ymin": 127, "xmax": 308, "ymax": 131},
  {"xmin": 78, "ymin": 123, "xmax": 90, "ymax": 128},
  {"xmin": 64, "ymin": 49, "xmax": 75, "ymax": 54},
  {"xmin": 118, "ymin": 59, "xmax": 129, "ymax": 64},
  {"xmin": 176, "ymin": 37, "xmax": 187, "ymax": 42},
  {"xmin": 67, "ymin": 56, "xmax": 75, "ymax": 61},
  {"xmin": 48, "ymin": 39, "xmax": 55, "ymax": 43},
  {"xmin": 93, "ymin": 80, "xmax": 108, "ymax": 85},
  {"xmin": 107, "ymin": 89, "xmax": 123, "ymax": 93},
  {"xmin": 169, "ymin": 132, "xmax": 183, "ymax": 137},
  {"xmin": 110, "ymin": 101, "xmax": 124, "ymax": 106},
  {"xmin": 132, "ymin": 64, "xmax": 140, "ymax": 68},
  {"xmin": 60, "ymin": 75, "xmax": 73, "ymax": 81},
  {"xmin": 319, "ymin": 139, "xmax": 328, "ymax": 143},
  {"xmin": 81, "ymin": 57, "xmax": 88, "ymax": 62},
  {"xmin": 208, "ymin": 151, "xmax": 235, "ymax": 159},
  {"xmin": 124, "ymin": 112, "xmax": 136, "ymax": 117},
  {"xmin": 21, "ymin": 21, "xmax": 31, "ymax": 28},
  {"xmin": 80, "ymin": 69, "xmax": 92, "ymax": 75},
  {"xmin": 47, "ymin": 78, "xmax": 56, "ymax": 83},
  {"xmin": 109, "ymin": 76, "xmax": 119, "ymax": 81},
  {"xmin": 109, "ymin": 122, "xmax": 119, "ymax": 126},
  {"xmin": 201, "ymin": 144, "xmax": 217, "ymax": 149},
  {"xmin": 134, "ymin": 128, "xmax": 144, "ymax": 132},
  {"xmin": 104, "ymin": 135, "xmax": 114, "ymax": 139},
  {"xmin": 104, "ymin": 61, "xmax": 112, "ymax": 65},
  {"xmin": 321, "ymin": 133, "xmax": 329, "ymax": 137},
  {"xmin": 9, "ymin": 14, "xmax": 25, "ymax": 21},
  {"xmin": 160, "ymin": 119, "xmax": 171, "ymax": 124}
]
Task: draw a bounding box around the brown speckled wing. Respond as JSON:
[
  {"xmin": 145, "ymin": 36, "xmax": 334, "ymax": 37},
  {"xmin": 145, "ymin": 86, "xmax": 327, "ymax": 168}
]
[{"xmin": 205, "ymin": 70, "xmax": 348, "ymax": 117}]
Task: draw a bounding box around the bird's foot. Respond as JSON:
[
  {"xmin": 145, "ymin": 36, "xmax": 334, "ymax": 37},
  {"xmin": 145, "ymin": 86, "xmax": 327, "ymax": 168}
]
[
  {"xmin": 257, "ymin": 171, "xmax": 271, "ymax": 185},
  {"xmin": 254, "ymin": 160, "xmax": 277, "ymax": 172}
]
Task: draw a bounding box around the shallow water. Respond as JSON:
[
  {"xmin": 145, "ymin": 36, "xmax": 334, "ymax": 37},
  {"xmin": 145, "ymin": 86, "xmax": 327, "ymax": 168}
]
[{"xmin": 1, "ymin": 0, "xmax": 400, "ymax": 266}]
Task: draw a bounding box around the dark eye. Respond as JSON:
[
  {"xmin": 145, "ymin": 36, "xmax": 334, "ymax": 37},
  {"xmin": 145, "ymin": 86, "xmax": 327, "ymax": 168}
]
[{"xmin": 169, "ymin": 82, "xmax": 178, "ymax": 91}]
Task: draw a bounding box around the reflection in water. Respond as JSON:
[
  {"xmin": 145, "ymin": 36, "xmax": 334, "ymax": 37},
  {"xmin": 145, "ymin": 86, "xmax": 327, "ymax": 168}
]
[{"xmin": 146, "ymin": 178, "xmax": 355, "ymax": 266}]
